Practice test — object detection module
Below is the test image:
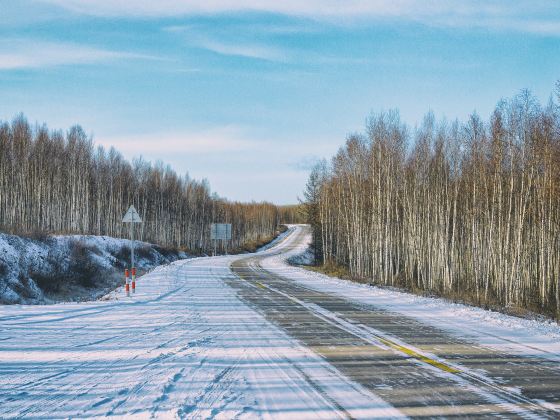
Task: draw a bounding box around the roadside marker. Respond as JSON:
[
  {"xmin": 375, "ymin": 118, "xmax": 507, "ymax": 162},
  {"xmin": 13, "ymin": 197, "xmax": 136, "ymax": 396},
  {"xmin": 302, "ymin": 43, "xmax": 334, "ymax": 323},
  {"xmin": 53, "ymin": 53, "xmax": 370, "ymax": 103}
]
[
  {"xmin": 125, "ymin": 268, "xmax": 130, "ymax": 297},
  {"xmin": 122, "ymin": 205, "xmax": 143, "ymax": 296}
]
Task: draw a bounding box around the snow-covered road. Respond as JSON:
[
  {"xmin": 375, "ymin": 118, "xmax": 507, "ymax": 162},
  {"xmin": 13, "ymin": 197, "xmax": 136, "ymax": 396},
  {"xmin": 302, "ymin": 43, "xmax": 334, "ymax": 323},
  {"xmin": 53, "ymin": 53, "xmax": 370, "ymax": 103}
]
[
  {"xmin": 0, "ymin": 230, "xmax": 399, "ymax": 418},
  {"xmin": 1, "ymin": 225, "xmax": 560, "ymax": 418}
]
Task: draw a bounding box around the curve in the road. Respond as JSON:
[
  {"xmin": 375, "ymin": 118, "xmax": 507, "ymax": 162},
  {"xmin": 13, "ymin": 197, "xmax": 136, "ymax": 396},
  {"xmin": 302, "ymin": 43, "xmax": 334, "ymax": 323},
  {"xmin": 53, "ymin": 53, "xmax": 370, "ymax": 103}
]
[{"xmin": 230, "ymin": 226, "xmax": 560, "ymax": 418}]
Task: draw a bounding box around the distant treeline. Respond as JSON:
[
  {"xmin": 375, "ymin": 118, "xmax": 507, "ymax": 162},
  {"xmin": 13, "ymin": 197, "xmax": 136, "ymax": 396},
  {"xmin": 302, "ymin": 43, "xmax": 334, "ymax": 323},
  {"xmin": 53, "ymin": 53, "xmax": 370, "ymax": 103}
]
[
  {"xmin": 0, "ymin": 115, "xmax": 290, "ymax": 253},
  {"xmin": 305, "ymin": 85, "xmax": 560, "ymax": 319},
  {"xmin": 278, "ymin": 204, "xmax": 306, "ymax": 225}
]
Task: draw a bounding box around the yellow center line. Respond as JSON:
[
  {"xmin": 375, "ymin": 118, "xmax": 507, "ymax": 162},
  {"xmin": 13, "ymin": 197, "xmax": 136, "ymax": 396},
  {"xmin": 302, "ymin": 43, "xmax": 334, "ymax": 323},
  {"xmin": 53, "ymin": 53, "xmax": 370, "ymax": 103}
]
[
  {"xmin": 377, "ymin": 337, "xmax": 460, "ymax": 373},
  {"xmin": 236, "ymin": 266, "xmax": 461, "ymax": 374}
]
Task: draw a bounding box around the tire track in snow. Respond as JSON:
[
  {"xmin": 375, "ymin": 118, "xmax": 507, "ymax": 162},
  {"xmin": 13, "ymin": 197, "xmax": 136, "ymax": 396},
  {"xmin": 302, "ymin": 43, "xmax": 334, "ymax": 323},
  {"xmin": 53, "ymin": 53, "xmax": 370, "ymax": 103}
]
[{"xmin": 1, "ymin": 229, "xmax": 402, "ymax": 418}]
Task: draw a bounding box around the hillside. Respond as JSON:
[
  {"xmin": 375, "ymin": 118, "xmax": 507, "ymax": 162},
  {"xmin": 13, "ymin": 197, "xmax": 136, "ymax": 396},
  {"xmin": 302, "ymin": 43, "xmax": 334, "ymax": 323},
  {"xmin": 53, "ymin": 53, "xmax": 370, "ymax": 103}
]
[{"xmin": 0, "ymin": 233, "xmax": 187, "ymax": 304}]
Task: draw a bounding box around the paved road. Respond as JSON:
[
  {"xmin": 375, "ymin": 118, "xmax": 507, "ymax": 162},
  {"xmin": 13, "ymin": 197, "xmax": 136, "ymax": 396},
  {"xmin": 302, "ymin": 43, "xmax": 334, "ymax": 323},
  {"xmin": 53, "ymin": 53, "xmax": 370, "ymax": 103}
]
[{"xmin": 229, "ymin": 226, "xmax": 560, "ymax": 418}]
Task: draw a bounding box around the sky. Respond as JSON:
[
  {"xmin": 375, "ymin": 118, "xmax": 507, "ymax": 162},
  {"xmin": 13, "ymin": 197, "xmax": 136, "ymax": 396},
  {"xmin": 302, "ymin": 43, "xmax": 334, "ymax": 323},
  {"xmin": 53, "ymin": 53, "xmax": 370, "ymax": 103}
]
[{"xmin": 0, "ymin": 1, "xmax": 559, "ymax": 204}]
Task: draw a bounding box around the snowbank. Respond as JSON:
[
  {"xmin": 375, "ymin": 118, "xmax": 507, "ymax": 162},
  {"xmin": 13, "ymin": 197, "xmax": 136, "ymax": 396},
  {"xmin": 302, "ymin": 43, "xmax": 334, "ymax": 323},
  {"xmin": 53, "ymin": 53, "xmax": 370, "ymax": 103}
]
[
  {"xmin": 256, "ymin": 226, "xmax": 292, "ymax": 252},
  {"xmin": 0, "ymin": 233, "xmax": 188, "ymax": 305}
]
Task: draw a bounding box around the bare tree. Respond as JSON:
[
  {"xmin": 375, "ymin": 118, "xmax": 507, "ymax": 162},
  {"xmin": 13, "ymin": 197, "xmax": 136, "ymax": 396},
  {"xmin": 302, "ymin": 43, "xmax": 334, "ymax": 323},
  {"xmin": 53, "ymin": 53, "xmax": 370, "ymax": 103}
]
[
  {"xmin": 305, "ymin": 85, "xmax": 560, "ymax": 319},
  {"xmin": 0, "ymin": 116, "xmax": 282, "ymax": 255}
]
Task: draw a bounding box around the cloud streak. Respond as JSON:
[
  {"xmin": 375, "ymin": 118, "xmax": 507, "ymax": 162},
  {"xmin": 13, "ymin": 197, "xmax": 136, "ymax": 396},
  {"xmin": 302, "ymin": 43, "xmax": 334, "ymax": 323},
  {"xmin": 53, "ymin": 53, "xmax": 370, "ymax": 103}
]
[
  {"xmin": 37, "ymin": 0, "xmax": 416, "ymax": 18},
  {"xmin": 194, "ymin": 39, "xmax": 287, "ymax": 62},
  {"xmin": 98, "ymin": 126, "xmax": 266, "ymax": 156},
  {"xmin": 165, "ymin": 25, "xmax": 289, "ymax": 62},
  {"xmin": 0, "ymin": 39, "xmax": 162, "ymax": 70},
  {"xmin": 36, "ymin": 1, "xmax": 560, "ymax": 36}
]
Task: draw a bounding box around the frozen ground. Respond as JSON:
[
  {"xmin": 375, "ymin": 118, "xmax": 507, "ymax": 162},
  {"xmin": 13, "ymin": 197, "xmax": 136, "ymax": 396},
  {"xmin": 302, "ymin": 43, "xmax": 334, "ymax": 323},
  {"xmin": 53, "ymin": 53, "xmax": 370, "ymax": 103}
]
[
  {"xmin": 0, "ymin": 233, "xmax": 187, "ymax": 304},
  {"xmin": 2, "ymin": 225, "xmax": 559, "ymax": 418},
  {"xmin": 0, "ymin": 235, "xmax": 401, "ymax": 418},
  {"xmin": 266, "ymin": 226, "xmax": 560, "ymax": 364}
]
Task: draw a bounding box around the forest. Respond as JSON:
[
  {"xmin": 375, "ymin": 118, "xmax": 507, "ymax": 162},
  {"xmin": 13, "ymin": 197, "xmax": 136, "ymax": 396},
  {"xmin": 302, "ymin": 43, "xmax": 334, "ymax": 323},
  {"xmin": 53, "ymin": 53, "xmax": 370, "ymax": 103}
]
[
  {"xmin": 0, "ymin": 115, "xmax": 284, "ymax": 253},
  {"xmin": 305, "ymin": 85, "xmax": 560, "ymax": 319}
]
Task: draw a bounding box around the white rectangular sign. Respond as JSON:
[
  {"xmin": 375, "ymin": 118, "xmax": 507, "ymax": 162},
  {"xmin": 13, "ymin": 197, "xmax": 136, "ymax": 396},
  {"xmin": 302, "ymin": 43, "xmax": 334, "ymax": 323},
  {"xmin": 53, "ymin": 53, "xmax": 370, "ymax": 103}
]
[{"xmin": 211, "ymin": 223, "xmax": 232, "ymax": 240}]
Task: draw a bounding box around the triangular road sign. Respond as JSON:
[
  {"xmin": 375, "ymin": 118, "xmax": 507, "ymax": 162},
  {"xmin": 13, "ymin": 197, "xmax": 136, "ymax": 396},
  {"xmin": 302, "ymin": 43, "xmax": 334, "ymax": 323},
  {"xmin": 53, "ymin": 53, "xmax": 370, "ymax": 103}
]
[{"xmin": 122, "ymin": 205, "xmax": 142, "ymax": 223}]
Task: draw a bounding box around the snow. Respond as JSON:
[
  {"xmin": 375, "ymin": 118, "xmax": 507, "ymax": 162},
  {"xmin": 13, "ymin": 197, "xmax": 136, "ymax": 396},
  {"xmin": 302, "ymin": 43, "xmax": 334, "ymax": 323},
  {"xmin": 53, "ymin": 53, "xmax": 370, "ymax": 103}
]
[
  {"xmin": 265, "ymin": 225, "xmax": 560, "ymax": 364},
  {"xmin": 256, "ymin": 227, "xmax": 292, "ymax": 252},
  {"xmin": 0, "ymin": 233, "xmax": 402, "ymax": 418},
  {"xmin": 0, "ymin": 232, "xmax": 187, "ymax": 304},
  {"xmin": 287, "ymin": 246, "xmax": 314, "ymax": 266},
  {"xmin": 3, "ymin": 224, "xmax": 558, "ymax": 418}
]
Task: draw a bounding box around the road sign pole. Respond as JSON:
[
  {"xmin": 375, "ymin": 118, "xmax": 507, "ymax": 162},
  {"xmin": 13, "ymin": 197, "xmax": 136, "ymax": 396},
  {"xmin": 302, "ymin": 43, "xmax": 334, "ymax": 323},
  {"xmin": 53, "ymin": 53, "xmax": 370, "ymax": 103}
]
[
  {"xmin": 122, "ymin": 205, "xmax": 142, "ymax": 296},
  {"xmin": 130, "ymin": 221, "xmax": 135, "ymax": 271}
]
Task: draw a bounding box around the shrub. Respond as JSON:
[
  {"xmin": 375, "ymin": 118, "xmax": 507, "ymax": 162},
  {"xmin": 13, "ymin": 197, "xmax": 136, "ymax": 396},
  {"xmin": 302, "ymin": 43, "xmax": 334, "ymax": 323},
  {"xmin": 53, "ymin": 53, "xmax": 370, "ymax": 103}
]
[
  {"xmin": 68, "ymin": 240, "xmax": 101, "ymax": 288},
  {"xmin": 0, "ymin": 261, "xmax": 9, "ymax": 278},
  {"xmin": 135, "ymin": 245, "xmax": 153, "ymax": 260},
  {"xmin": 153, "ymin": 244, "xmax": 178, "ymax": 260},
  {"xmin": 114, "ymin": 246, "xmax": 130, "ymax": 268}
]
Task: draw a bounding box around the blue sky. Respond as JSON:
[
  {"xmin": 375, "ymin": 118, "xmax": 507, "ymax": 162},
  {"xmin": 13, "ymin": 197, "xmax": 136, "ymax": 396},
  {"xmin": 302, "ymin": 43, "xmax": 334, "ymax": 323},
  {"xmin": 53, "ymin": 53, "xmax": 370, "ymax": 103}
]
[{"xmin": 1, "ymin": 1, "xmax": 559, "ymax": 204}]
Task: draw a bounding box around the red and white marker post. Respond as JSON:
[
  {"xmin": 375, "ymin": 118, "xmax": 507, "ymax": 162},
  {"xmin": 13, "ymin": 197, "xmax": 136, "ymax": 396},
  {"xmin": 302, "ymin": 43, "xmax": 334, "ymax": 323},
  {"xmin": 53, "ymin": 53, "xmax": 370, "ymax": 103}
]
[
  {"xmin": 131, "ymin": 267, "xmax": 136, "ymax": 293},
  {"xmin": 125, "ymin": 268, "xmax": 130, "ymax": 296}
]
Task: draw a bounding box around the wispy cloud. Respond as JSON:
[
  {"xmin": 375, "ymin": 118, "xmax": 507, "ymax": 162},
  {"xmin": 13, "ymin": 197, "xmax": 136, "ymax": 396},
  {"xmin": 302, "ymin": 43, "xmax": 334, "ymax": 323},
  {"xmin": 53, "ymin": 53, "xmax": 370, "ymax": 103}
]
[
  {"xmin": 194, "ymin": 39, "xmax": 287, "ymax": 62},
  {"xmin": 36, "ymin": 0, "xmax": 403, "ymax": 18},
  {"xmin": 446, "ymin": 17, "xmax": 560, "ymax": 37},
  {"xmin": 0, "ymin": 39, "xmax": 162, "ymax": 70},
  {"xmin": 36, "ymin": 1, "xmax": 560, "ymax": 36},
  {"xmin": 164, "ymin": 21, "xmax": 323, "ymax": 37},
  {"xmin": 32, "ymin": 0, "xmax": 489, "ymax": 18},
  {"xmin": 165, "ymin": 26, "xmax": 289, "ymax": 62},
  {"xmin": 98, "ymin": 126, "xmax": 266, "ymax": 156}
]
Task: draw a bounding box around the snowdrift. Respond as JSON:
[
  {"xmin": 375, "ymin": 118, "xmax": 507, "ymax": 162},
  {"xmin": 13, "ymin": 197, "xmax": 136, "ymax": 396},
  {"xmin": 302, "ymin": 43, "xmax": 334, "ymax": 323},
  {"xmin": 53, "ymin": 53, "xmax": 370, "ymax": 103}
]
[{"xmin": 0, "ymin": 233, "xmax": 187, "ymax": 304}]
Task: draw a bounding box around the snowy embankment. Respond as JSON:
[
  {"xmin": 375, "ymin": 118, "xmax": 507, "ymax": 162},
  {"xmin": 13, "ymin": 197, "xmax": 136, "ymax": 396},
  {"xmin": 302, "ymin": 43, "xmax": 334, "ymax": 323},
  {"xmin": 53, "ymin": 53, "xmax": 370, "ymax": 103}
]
[
  {"xmin": 270, "ymin": 226, "xmax": 560, "ymax": 363},
  {"xmin": 0, "ymin": 233, "xmax": 187, "ymax": 305}
]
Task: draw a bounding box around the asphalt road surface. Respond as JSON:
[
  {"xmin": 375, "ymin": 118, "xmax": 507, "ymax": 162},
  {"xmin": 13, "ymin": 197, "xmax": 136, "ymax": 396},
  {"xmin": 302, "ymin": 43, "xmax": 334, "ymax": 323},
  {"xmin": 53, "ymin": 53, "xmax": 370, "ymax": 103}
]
[{"xmin": 230, "ymin": 226, "xmax": 560, "ymax": 418}]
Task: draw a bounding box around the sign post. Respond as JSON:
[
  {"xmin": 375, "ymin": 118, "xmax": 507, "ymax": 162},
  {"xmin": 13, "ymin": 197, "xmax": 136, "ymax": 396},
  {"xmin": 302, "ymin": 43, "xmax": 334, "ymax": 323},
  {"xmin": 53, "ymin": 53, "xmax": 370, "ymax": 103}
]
[
  {"xmin": 122, "ymin": 205, "xmax": 142, "ymax": 295},
  {"xmin": 210, "ymin": 223, "xmax": 232, "ymax": 256}
]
